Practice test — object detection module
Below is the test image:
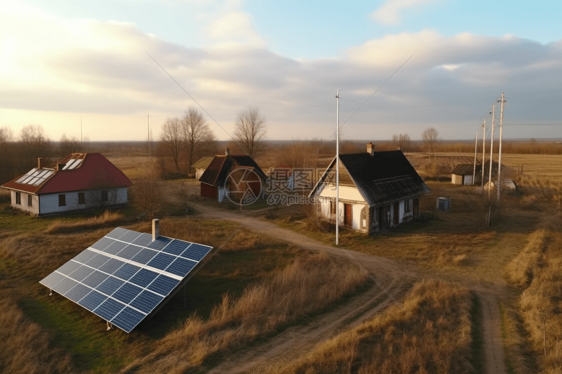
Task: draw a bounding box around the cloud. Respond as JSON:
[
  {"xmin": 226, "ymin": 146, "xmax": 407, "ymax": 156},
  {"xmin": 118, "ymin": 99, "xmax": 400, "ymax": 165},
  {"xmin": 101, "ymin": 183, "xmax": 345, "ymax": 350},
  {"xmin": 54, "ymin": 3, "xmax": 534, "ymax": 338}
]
[
  {"xmin": 1, "ymin": 2, "xmax": 561, "ymax": 141},
  {"xmin": 371, "ymin": 0, "xmax": 438, "ymax": 25}
]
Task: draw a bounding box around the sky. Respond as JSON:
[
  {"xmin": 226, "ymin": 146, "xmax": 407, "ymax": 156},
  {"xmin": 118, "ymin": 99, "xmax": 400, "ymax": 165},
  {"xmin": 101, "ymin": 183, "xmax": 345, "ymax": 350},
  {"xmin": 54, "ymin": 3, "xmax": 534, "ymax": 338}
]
[{"xmin": 1, "ymin": 0, "xmax": 562, "ymax": 142}]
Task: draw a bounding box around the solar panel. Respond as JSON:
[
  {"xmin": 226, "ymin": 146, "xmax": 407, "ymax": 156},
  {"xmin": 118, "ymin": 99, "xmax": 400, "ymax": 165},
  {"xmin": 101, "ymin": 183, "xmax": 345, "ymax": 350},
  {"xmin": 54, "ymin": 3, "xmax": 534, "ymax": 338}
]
[{"xmin": 39, "ymin": 227, "xmax": 214, "ymax": 333}]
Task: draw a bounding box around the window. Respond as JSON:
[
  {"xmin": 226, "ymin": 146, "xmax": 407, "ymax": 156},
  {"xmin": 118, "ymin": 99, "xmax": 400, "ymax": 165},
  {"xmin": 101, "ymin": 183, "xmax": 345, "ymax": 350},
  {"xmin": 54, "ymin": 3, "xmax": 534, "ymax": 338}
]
[
  {"xmin": 15, "ymin": 192, "xmax": 21, "ymax": 205},
  {"xmin": 404, "ymin": 199, "xmax": 411, "ymax": 213},
  {"xmin": 101, "ymin": 190, "xmax": 108, "ymax": 202},
  {"xmin": 58, "ymin": 194, "xmax": 66, "ymax": 206},
  {"xmin": 329, "ymin": 200, "xmax": 334, "ymax": 214},
  {"xmin": 28, "ymin": 195, "xmax": 32, "ymax": 207},
  {"xmin": 78, "ymin": 192, "xmax": 85, "ymax": 205}
]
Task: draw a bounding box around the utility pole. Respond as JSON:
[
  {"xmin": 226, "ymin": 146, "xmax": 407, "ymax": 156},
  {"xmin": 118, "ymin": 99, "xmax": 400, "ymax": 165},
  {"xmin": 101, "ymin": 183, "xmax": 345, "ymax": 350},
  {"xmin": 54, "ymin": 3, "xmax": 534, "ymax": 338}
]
[
  {"xmin": 497, "ymin": 92, "xmax": 506, "ymax": 202},
  {"xmin": 336, "ymin": 90, "xmax": 340, "ymax": 246},
  {"xmin": 473, "ymin": 131, "xmax": 477, "ymax": 186},
  {"xmin": 488, "ymin": 105, "xmax": 495, "ymax": 199},
  {"xmin": 147, "ymin": 113, "xmax": 150, "ymax": 158},
  {"xmin": 481, "ymin": 119, "xmax": 486, "ymax": 188}
]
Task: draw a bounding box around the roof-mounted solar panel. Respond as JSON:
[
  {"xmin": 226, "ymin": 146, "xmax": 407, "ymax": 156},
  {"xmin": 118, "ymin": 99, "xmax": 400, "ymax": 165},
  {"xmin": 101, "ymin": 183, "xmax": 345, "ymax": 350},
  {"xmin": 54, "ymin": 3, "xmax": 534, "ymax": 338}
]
[
  {"xmin": 68, "ymin": 159, "xmax": 83, "ymax": 170},
  {"xmin": 39, "ymin": 228, "xmax": 214, "ymax": 333},
  {"xmin": 62, "ymin": 159, "xmax": 76, "ymax": 170}
]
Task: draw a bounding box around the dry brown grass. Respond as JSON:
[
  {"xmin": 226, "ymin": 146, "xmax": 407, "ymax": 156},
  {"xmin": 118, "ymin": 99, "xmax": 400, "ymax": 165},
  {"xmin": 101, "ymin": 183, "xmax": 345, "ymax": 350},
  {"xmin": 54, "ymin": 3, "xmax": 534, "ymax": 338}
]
[
  {"xmin": 0, "ymin": 292, "xmax": 73, "ymax": 374},
  {"xmin": 274, "ymin": 280, "xmax": 473, "ymax": 374},
  {"xmin": 120, "ymin": 252, "xmax": 368, "ymax": 373},
  {"xmin": 45, "ymin": 209, "xmax": 124, "ymax": 234},
  {"xmin": 504, "ymin": 228, "xmax": 548, "ymax": 287},
  {"xmin": 505, "ymin": 216, "xmax": 562, "ymax": 373}
]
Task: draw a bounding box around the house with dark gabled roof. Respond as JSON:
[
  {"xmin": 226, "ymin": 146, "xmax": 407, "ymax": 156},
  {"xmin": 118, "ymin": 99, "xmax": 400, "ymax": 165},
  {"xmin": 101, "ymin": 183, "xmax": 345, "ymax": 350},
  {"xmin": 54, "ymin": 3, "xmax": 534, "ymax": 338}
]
[
  {"xmin": 198, "ymin": 149, "xmax": 267, "ymax": 202},
  {"xmin": 309, "ymin": 143, "xmax": 430, "ymax": 234},
  {"xmin": 1, "ymin": 153, "xmax": 132, "ymax": 216}
]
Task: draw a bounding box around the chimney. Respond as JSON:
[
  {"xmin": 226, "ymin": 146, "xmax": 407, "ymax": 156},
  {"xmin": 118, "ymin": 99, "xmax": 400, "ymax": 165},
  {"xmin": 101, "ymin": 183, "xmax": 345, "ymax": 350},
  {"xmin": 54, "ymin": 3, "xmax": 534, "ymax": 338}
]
[
  {"xmin": 225, "ymin": 148, "xmax": 231, "ymax": 156},
  {"xmin": 37, "ymin": 158, "xmax": 42, "ymax": 169},
  {"xmin": 152, "ymin": 218, "xmax": 160, "ymax": 241},
  {"xmin": 366, "ymin": 142, "xmax": 375, "ymax": 156}
]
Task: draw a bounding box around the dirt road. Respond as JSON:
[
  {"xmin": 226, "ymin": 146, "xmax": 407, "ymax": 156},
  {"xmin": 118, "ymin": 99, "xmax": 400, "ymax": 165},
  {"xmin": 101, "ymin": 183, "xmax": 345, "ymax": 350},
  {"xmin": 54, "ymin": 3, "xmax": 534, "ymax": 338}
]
[{"xmin": 191, "ymin": 202, "xmax": 508, "ymax": 374}]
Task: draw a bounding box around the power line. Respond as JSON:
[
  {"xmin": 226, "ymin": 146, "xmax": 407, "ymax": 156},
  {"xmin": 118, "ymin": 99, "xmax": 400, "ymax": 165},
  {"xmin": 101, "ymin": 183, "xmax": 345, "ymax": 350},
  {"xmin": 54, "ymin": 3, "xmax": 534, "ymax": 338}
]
[{"xmin": 146, "ymin": 52, "xmax": 250, "ymax": 156}]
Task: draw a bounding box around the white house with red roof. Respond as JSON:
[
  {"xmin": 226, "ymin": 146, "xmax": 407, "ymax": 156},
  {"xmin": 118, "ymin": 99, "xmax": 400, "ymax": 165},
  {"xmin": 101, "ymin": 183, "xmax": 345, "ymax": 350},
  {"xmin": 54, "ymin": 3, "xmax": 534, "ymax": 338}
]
[{"xmin": 1, "ymin": 153, "xmax": 132, "ymax": 216}]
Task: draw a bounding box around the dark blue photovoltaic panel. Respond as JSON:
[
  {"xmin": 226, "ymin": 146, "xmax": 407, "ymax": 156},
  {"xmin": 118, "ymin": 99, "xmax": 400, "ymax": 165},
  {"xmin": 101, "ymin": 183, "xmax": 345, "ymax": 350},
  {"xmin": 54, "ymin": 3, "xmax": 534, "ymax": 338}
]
[
  {"xmin": 106, "ymin": 227, "xmax": 128, "ymax": 239},
  {"xmin": 129, "ymin": 269, "xmax": 158, "ymax": 288},
  {"xmin": 66, "ymin": 283, "xmax": 92, "ymax": 302},
  {"xmin": 147, "ymin": 236, "xmax": 171, "ymax": 250},
  {"xmin": 112, "ymin": 283, "xmax": 142, "ymax": 304},
  {"xmin": 120, "ymin": 230, "xmax": 141, "ymax": 243},
  {"xmin": 179, "ymin": 243, "xmax": 212, "ymax": 261},
  {"xmin": 111, "ymin": 307, "xmax": 145, "ymax": 333},
  {"xmin": 98, "ymin": 258, "xmax": 125, "ymax": 274},
  {"xmin": 40, "ymin": 271, "xmax": 66, "ymax": 288},
  {"xmin": 113, "ymin": 263, "xmax": 141, "ymax": 281},
  {"xmin": 147, "ymin": 275, "xmax": 179, "ymax": 296},
  {"xmin": 94, "ymin": 298, "xmax": 124, "ymax": 321},
  {"xmin": 162, "ymin": 240, "xmax": 189, "ymax": 256},
  {"xmin": 90, "ymin": 237, "xmax": 114, "ymax": 251},
  {"xmin": 103, "ymin": 241, "xmax": 128, "ymax": 255},
  {"xmin": 39, "ymin": 226, "xmax": 214, "ymax": 333},
  {"xmin": 147, "ymin": 253, "xmax": 175, "ymax": 270},
  {"xmin": 132, "ymin": 233, "xmax": 153, "ymax": 247},
  {"xmin": 73, "ymin": 250, "xmax": 97, "ymax": 264},
  {"xmin": 131, "ymin": 248, "xmax": 158, "ymax": 264},
  {"xmin": 68, "ymin": 266, "xmax": 95, "ymax": 282},
  {"xmin": 52, "ymin": 277, "xmax": 78, "ymax": 295},
  {"xmin": 85, "ymin": 254, "xmax": 111, "ymax": 268},
  {"xmin": 82, "ymin": 271, "xmax": 109, "ymax": 288},
  {"xmin": 130, "ymin": 291, "xmax": 163, "ymax": 314},
  {"xmin": 116, "ymin": 244, "xmax": 142, "ymax": 260},
  {"xmin": 166, "ymin": 257, "xmax": 195, "ymax": 277},
  {"xmin": 96, "ymin": 276, "xmax": 124, "ymax": 296},
  {"xmin": 57, "ymin": 260, "xmax": 81, "ymax": 275},
  {"xmin": 79, "ymin": 290, "xmax": 108, "ymax": 311}
]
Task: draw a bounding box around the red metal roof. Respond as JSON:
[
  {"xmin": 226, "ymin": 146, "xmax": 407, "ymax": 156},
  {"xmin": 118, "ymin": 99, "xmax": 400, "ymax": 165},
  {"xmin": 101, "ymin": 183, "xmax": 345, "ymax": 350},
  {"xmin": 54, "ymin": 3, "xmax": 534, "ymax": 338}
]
[{"xmin": 1, "ymin": 153, "xmax": 132, "ymax": 195}]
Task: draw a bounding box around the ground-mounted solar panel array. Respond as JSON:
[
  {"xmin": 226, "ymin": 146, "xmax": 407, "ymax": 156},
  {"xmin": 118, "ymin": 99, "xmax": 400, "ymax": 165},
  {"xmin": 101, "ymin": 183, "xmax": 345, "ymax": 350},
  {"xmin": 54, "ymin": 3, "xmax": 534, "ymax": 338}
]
[{"xmin": 39, "ymin": 228, "xmax": 213, "ymax": 333}]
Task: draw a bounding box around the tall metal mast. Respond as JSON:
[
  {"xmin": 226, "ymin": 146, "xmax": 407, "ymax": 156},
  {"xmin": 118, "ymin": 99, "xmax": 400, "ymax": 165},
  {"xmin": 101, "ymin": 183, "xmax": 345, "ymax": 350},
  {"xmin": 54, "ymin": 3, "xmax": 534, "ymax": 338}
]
[
  {"xmin": 481, "ymin": 119, "xmax": 486, "ymax": 188},
  {"xmin": 488, "ymin": 105, "xmax": 495, "ymax": 199},
  {"xmin": 473, "ymin": 131, "xmax": 477, "ymax": 185},
  {"xmin": 336, "ymin": 90, "xmax": 340, "ymax": 246},
  {"xmin": 497, "ymin": 92, "xmax": 506, "ymax": 202}
]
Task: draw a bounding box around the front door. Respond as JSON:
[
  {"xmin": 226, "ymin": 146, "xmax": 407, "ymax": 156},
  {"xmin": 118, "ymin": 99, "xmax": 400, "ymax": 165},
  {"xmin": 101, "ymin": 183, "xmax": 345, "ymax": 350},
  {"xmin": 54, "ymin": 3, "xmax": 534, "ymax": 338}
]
[
  {"xmin": 344, "ymin": 204, "xmax": 352, "ymax": 227},
  {"xmin": 393, "ymin": 202, "xmax": 399, "ymax": 225}
]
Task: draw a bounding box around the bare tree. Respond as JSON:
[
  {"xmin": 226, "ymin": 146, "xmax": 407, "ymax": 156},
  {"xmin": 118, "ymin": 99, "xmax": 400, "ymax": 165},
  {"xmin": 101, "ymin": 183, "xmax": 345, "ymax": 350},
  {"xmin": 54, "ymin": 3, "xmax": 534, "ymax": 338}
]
[
  {"xmin": 0, "ymin": 126, "xmax": 15, "ymax": 182},
  {"xmin": 234, "ymin": 108, "xmax": 267, "ymax": 159},
  {"xmin": 160, "ymin": 117, "xmax": 182, "ymax": 170},
  {"xmin": 20, "ymin": 124, "xmax": 51, "ymax": 170},
  {"xmin": 132, "ymin": 168, "xmax": 162, "ymax": 220},
  {"xmin": 392, "ymin": 133, "xmax": 412, "ymax": 152},
  {"xmin": 180, "ymin": 108, "xmax": 216, "ymax": 174},
  {"xmin": 422, "ymin": 127, "xmax": 439, "ymax": 156},
  {"xmin": 59, "ymin": 134, "xmax": 82, "ymax": 156}
]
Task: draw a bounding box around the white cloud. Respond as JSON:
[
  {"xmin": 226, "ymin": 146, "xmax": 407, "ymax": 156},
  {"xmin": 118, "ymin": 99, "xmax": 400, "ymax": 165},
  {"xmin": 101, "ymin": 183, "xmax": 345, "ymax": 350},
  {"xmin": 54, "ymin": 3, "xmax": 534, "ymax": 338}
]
[
  {"xmin": 206, "ymin": 11, "xmax": 265, "ymax": 48},
  {"xmin": 0, "ymin": 2, "xmax": 561, "ymax": 141},
  {"xmin": 371, "ymin": 0, "xmax": 438, "ymax": 25}
]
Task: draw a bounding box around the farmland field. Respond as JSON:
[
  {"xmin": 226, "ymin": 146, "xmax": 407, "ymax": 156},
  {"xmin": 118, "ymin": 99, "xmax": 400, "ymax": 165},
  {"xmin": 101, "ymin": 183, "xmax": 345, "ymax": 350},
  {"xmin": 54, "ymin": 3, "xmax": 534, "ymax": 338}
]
[{"xmin": 1, "ymin": 151, "xmax": 561, "ymax": 374}]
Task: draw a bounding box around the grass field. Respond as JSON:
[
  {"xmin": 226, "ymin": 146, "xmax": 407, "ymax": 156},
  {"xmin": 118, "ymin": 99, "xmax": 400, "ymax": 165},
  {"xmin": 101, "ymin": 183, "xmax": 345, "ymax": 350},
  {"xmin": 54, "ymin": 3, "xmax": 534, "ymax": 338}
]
[
  {"xmin": 0, "ymin": 211, "xmax": 369, "ymax": 373},
  {"xmin": 1, "ymin": 152, "xmax": 560, "ymax": 373}
]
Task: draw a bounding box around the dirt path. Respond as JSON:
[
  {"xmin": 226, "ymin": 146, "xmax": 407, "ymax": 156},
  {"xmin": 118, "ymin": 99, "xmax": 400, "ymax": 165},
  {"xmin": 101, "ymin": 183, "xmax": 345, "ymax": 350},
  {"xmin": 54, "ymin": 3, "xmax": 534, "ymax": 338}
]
[{"xmin": 190, "ymin": 202, "xmax": 508, "ymax": 374}]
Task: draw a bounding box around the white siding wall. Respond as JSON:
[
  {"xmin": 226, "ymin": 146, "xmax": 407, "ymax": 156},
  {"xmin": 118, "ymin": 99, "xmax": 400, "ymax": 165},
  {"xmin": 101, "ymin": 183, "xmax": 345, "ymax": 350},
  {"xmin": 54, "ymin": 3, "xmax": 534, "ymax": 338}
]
[
  {"xmin": 217, "ymin": 187, "xmax": 226, "ymax": 202},
  {"xmin": 463, "ymin": 175, "xmax": 473, "ymax": 185},
  {"xmin": 11, "ymin": 191, "xmax": 40, "ymax": 215},
  {"xmin": 39, "ymin": 187, "xmax": 128, "ymax": 215}
]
